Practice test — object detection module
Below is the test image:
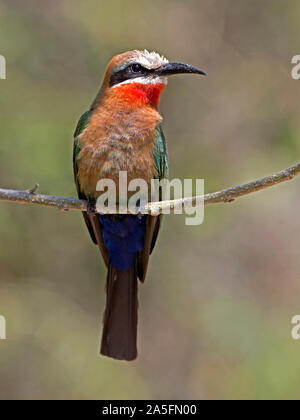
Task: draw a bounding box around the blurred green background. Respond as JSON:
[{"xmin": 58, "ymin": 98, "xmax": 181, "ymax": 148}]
[{"xmin": 1, "ymin": 0, "xmax": 300, "ymax": 400}]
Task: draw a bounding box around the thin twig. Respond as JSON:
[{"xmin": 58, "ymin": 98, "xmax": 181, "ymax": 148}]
[{"xmin": 0, "ymin": 162, "xmax": 300, "ymax": 215}]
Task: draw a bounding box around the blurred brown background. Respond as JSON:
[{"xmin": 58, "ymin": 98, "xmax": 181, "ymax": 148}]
[{"xmin": 1, "ymin": 0, "xmax": 300, "ymax": 400}]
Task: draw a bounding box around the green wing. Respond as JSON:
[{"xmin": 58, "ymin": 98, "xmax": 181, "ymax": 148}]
[
  {"xmin": 74, "ymin": 110, "xmax": 91, "ymax": 138},
  {"xmin": 73, "ymin": 110, "xmax": 109, "ymax": 262},
  {"xmin": 73, "ymin": 110, "xmax": 100, "ymax": 244},
  {"xmin": 137, "ymin": 124, "xmax": 169, "ymax": 282},
  {"xmin": 73, "ymin": 110, "xmax": 91, "ymax": 198},
  {"xmin": 153, "ymin": 124, "xmax": 169, "ymax": 180}
]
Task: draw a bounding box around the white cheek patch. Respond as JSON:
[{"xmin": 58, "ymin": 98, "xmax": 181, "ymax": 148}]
[{"xmin": 112, "ymin": 75, "xmax": 168, "ymax": 88}]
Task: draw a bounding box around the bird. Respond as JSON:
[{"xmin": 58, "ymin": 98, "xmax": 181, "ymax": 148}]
[{"xmin": 73, "ymin": 50, "xmax": 206, "ymax": 361}]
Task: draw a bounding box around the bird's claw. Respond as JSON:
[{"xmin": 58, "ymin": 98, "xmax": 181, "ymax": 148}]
[
  {"xmin": 137, "ymin": 210, "xmax": 143, "ymax": 220},
  {"xmin": 87, "ymin": 200, "xmax": 96, "ymax": 215},
  {"xmin": 136, "ymin": 205, "xmax": 145, "ymax": 220}
]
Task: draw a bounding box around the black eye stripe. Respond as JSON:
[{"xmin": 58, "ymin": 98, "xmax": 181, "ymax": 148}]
[{"xmin": 109, "ymin": 63, "xmax": 152, "ymax": 87}]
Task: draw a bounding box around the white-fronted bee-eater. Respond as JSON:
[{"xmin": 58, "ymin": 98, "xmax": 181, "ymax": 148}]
[{"xmin": 73, "ymin": 50, "xmax": 206, "ymax": 361}]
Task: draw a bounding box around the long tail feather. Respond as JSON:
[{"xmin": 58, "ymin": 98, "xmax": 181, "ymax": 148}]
[{"xmin": 100, "ymin": 263, "xmax": 138, "ymax": 361}]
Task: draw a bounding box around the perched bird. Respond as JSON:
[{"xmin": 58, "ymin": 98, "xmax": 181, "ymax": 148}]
[{"xmin": 73, "ymin": 50, "xmax": 205, "ymax": 361}]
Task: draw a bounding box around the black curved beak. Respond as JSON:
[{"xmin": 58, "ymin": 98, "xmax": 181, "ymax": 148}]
[{"xmin": 155, "ymin": 62, "xmax": 206, "ymax": 77}]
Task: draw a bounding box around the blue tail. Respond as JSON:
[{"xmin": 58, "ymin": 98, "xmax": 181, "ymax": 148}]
[
  {"xmin": 98, "ymin": 214, "xmax": 146, "ymax": 360},
  {"xmin": 99, "ymin": 215, "xmax": 146, "ymax": 270}
]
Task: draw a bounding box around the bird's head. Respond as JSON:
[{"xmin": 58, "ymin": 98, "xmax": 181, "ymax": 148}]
[{"xmin": 97, "ymin": 50, "xmax": 206, "ymax": 109}]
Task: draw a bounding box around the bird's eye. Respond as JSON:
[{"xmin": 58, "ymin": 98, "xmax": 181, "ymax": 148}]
[{"xmin": 131, "ymin": 63, "xmax": 143, "ymax": 73}]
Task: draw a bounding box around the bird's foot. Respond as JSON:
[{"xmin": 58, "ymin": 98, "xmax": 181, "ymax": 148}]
[
  {"xmin": 136, "ymin": 209, "xmax": 144, "ymax": 220},
  {"xmin": 87, "ymin": 199, "xmax": 96, "ymax": 216},
  {"xmin": 136, "ymin": 200, "xmax": 145, "ymax": 219}
]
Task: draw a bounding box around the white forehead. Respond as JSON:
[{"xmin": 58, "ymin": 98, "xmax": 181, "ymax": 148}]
[{"xmin": 132, "ymin": 50, "xmax": 169, "ymax": 69}]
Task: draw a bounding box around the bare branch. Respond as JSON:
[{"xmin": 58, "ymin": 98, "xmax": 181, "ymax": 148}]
[{"xmin": 0, "ymin": 162, "xmax": 300, "ymax": 215}]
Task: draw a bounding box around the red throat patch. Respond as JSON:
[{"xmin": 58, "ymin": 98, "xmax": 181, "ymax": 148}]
[{"xmin": 113, "ymin": 82, "xmax": 166, "ymax": 108}]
